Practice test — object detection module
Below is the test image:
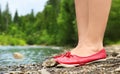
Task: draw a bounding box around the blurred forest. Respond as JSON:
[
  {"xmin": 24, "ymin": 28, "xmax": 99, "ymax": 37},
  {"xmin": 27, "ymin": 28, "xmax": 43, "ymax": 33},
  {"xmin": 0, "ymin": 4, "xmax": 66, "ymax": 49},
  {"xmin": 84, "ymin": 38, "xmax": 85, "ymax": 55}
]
[{"xmin": 0, "ymin": 0, "xmax": 120, "ymax": 46}]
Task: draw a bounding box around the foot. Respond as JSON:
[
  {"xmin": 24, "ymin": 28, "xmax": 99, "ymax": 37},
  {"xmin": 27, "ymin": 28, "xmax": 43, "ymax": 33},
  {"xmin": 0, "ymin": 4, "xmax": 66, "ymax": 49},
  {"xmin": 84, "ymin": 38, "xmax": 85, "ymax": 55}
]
[
  {"xmin": 54, "ymin": 48, "xmax": 106, "ymax": 66},
  {"xmin": 53, "ymin": 43, "xmax": 106, "ymax": 66},
  {"xmin": 70, "ymin": 45, "xmax": 103, "ymax": 57}
]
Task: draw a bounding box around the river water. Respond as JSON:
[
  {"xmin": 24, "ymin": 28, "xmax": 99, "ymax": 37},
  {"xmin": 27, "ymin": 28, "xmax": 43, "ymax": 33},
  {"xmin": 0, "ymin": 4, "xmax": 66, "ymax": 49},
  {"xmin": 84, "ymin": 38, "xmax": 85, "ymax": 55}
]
[{"xmin": 0, "ymin": 46, "xmax": 63, "ymax": 66}]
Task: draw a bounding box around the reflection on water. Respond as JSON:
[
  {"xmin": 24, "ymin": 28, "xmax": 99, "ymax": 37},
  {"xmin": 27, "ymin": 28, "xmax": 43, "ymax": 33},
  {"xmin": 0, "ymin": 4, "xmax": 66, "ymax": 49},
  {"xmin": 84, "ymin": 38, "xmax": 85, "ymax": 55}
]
[{"xmin": 0, "ymin": 46, "xmax": 63, "ymax": 66}]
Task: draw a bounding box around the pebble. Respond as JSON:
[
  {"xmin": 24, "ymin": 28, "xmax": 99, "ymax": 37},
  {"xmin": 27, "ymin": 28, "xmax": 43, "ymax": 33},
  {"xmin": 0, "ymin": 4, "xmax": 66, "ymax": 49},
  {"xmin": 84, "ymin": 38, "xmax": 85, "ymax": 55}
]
[
  {"xmin": 115, "ymin": 67, "xmax": 120, "ymax": 72},
  {"xmin": 111, "ymin": 52, "xmax": 119, "ymax": 57},
  {"xmin": 13, "ymin": 52, "xmax": 24, "ymax": 59},
  {"xmin": 0, "ymin": 72, "xmax": 4, "ymax": 74},
  {"xmin": 41, "ymin": 68, "xmax": 50, "ymax": 74},
  {"xmin": 9, "ymin": 71, "xmax": 15, "ymax": 74},
  {"xmin": 42, "ymin": 58, "xmax": 57, "ymax": 67}
]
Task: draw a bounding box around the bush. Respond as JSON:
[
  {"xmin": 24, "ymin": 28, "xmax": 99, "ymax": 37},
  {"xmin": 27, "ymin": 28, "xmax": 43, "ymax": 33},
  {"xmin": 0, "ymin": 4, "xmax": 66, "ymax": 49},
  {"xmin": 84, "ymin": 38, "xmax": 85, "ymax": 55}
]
[{"xmin": 0, "ymin": 35, "xmax": 26, "ymax": 45}]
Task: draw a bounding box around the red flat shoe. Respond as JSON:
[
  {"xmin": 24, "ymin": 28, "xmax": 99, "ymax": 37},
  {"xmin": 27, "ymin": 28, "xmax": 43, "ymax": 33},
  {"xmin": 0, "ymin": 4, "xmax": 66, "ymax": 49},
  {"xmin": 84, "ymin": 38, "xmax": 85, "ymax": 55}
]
[{"xmin": 54, "ymin": 48, "xmax": 106, "ymax": 66}]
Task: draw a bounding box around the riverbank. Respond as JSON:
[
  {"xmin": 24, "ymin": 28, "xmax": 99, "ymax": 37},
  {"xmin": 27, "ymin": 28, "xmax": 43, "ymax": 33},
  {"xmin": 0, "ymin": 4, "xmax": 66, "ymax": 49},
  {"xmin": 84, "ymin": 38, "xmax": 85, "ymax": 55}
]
[{"xmin": 1, "ymin": 45, "xmax": 120, "ymax": 74}]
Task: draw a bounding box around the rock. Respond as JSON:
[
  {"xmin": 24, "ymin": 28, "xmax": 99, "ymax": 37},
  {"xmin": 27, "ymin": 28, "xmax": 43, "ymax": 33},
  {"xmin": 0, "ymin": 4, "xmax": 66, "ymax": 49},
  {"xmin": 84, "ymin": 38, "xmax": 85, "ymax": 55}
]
[
  {"xmin": 13, "ymin": 52, "xmax": 24, "ymax": 59},
  {"xmin": 9, "ymin": 71, "xmax": 15, "ymax": 74},
  {"xmin": 111, "ymin": 52, "xmax": 119, "ymax": 57},
  {"xmin": 38, "ymin": 70, "xmax": 41, "ymax": 74},
  {"xmin": 0, "ymin": 72, "xmax": 4, "ymax": 74},
  {"xmin": 31, "ymin": 71, "xmax": 38, "ymax": 74},
  {"xmin": 24, "ymin": 71, "xmax": 32, "ymax": 74},
  {"xmin": 42, "ymin": 58, "xmax": 57, "ymax": 67},
  {"xmin": 41, "ymin": 68, "xmax": 50, "ymax": 74},
  {"xmin": 115, "ymin": 67, "xmax": 120, "ymax": 72}
]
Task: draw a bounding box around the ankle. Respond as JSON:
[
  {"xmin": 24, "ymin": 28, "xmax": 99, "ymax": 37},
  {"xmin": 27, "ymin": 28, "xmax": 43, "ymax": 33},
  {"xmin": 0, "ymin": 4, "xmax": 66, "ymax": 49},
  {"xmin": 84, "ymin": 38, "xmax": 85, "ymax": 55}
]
[
  {"xmin": 71, "ymin": 46, "xmax": 104, "ymax": 57},
  {"xmin": 76, "ymin": 43, "xmax": 104, "ymax": 52}
]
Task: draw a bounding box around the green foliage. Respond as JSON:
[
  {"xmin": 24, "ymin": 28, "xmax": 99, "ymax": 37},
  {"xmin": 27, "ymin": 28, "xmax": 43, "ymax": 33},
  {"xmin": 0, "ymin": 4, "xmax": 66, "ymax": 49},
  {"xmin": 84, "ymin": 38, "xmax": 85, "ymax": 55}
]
[
  {"xmin": 0, "ymin": 6, "xmax": 2, "ymax": 29},
  {"xmin": 56, "ymin": 0, "xmax": 77, "ymax": 46},
  {"xmin": 1, "ymin": 3, "xmax": 12, "ymax": 32},
  {"xmin": 0, "ymin": 35, "xmax": 26, "ymax": 45},
  {"xmin": 0, "ymin": 0, "xmax": 120, "ymax": 46},
  {"xmin": 104, "ymin": 0, "xmax": 120, "ymax": 45},
  {"xmin": 13, "ymin": 10, "xmax": 19, "ymax": 23}
]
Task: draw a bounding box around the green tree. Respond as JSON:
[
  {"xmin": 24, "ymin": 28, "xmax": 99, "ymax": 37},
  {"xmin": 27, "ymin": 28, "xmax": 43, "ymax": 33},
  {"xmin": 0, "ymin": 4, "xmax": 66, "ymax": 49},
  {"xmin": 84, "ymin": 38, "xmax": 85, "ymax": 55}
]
[
  {"xmin": 2, "ymin": 3, "xmax": 12, "ymax": 32},
  {"xmin": 104, "ymin": 0, "xmax": 120, "ymax": 44},
  {"xmin": 33, "ymin": 0, "xmax": 61, "ymax": 44},
  {"xmin": 42, "ymin": 0, "xmax": 60, "ymax": 32},
  {"xmin": 29, "ymin": 9, "xmax": 35, "ymax": 22},
  {"xmin": 0, "ymin": 5, "xmax": 2, "ymax": 32},
  {"xmin": 56, "ymin": 0, "xmax": 77, "ymax": 45},
  {"xmin": 13, "ymin": 10, "xmax": 19, "ymax": 24}
]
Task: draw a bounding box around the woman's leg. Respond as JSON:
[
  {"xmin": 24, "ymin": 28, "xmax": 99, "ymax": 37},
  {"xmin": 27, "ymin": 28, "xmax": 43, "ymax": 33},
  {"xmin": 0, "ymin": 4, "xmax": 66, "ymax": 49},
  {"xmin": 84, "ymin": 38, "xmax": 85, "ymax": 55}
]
[
  {"xmin": 71, "ymin": 0, "xmax": 112, "ymax": 56},
  {"xmin": 74, "ymin": 0, "xmax": 89, "ymax": 44}
]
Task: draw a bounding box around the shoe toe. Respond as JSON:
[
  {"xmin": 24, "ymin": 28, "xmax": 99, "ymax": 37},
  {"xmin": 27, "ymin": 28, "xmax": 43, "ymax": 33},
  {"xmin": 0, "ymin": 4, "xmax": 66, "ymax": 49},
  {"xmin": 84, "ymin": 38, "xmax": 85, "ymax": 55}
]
[{"xmin": 55, "ymin": 56, "xmax": 80, "ymax": 64}]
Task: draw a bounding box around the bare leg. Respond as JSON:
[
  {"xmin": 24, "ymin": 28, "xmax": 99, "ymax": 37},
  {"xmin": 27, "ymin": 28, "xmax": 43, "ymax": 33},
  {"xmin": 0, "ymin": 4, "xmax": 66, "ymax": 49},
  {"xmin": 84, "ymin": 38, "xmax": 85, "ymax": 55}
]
[
  {"xmin": 74, "ymin": 0, "xmax": 88, "ymax": 44},
  {"xmin": 71, "ymin": 0, "xmax": 112, "ymax": 56}
]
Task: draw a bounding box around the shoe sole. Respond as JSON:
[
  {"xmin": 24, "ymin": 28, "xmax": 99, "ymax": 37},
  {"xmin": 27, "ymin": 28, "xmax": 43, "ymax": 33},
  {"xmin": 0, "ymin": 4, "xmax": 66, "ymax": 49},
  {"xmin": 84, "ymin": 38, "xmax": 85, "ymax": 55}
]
[{"xmin": 57, "ymin": 59, "xmax": 106, "ymax": 68}]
